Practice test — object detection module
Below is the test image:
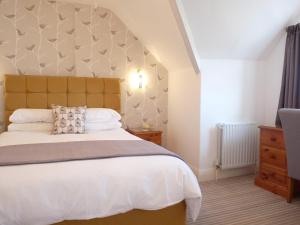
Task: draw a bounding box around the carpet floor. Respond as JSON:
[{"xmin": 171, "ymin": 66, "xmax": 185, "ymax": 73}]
[{"xmin": 189, "ymin": 175, "xmax": 300, "ymax": 225}]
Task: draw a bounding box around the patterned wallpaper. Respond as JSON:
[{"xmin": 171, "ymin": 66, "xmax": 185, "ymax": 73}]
[{"xmin": 0, "ymin": 0, "xmax": 168, "ymax": 144}]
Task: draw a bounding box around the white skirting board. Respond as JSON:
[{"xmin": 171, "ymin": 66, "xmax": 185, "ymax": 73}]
[{"xmin": 197, "ymin": 166, "xmax": 256, "ymax": 182}]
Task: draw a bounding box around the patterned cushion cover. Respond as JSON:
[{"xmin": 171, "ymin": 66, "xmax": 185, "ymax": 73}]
[{"xmin": 52, "ymin": 105, "xmax": 86, "ymax": 134}]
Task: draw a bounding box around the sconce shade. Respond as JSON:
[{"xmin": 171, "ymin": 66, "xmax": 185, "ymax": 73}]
[
  {"xmin": 138, "ymin": 74, "xmax": 143, "ymax": 88},
  {"xmin": 130, "ymin": 69, "xmax": 146, "ymax": 90}
]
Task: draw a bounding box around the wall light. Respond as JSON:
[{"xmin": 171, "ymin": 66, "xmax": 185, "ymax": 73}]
[{"xmin": 130, "ymin": 69, "xmax": 147, "ymax": 90}]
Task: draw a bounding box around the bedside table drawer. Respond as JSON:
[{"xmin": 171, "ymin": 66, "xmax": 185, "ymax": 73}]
[
  {"xmin": 139, "ymin": 135, "xmax": 161, "ymax": 145},
  {"xmin": 137, "ymin": 133, "xmax": 160, "ymax": 139},
  {"xmin": 126, "ymin": 129, "xmax": 162, "ymax": 145},
  {"xmin": 142, "ymin": 137, "xmax": 161, "ymax": 145}
]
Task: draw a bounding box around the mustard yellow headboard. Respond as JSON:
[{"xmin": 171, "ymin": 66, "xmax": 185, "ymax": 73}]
[{"xmin": 4, "ymin": 75, "xmax": 121, "ymax": 129}]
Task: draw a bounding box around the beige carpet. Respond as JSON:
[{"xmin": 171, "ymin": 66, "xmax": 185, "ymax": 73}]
[{"xmin": 189, "ymin": 175, "xmax": 300, "ymax": 225}]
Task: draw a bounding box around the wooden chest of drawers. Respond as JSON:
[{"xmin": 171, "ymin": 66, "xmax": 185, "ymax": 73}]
[{"xmin": 255, "ymin": 126, "xmax": 293, "ymax": 201}]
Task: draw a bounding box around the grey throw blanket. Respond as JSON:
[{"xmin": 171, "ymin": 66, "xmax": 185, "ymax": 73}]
[{"xmin": 0, "ymin": 140, "xmax": 182, "ymax": 166}]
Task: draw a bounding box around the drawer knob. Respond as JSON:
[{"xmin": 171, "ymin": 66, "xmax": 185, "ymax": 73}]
[
  {"xmin": 264, "ymin": 148, "xmax": 269, "ymax": 152},
  {"xmin": 270, "ymin": 154, "xmax": 277, "ymax": 160},
  {"xmin": 261, "ymin": 173, "xmax": 268, "ymax": 179},
  {"xmin": 270, "ymin": 172, "xmax": 276, "ymax": 177},
  {"xmin": 270, "ymin": 137, "xmax": 277, "ymax": 142}
]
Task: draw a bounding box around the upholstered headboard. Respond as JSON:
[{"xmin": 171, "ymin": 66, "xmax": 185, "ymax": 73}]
[{"xmin": 4, "ymin": 75, "xmax": 121, "ymax": 129}]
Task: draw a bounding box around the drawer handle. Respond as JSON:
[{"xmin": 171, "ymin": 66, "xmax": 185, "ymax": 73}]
[
  {"xmin": 261, "ymin": 173, "xmax": 268, "ymax": 179},
  {"xmin": 264, "ymin": 148, "xmax": 269, "ymax": 152},
  {"xmin": 270, "ymin": 137, "xmax": 277, "ymax": 142},
  {"xmin": 270, "ymin": 172, "xmax": 276, "ymax": 177},
  {"xmin": 270, "ymin": 154, "xmax": 277, "ymax": 160}
]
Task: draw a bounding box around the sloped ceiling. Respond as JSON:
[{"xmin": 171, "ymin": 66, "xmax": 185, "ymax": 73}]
[
  {"xmin": 180, "ymin": 0, "xmax": 300, "ymax": 60},
  {"xmin": 59, "ymin": 0, "xmax": 193, "ymax": 72},
  {"xmin": 60, "ymin": 0, "xmax": 300, "ymax": 68}
]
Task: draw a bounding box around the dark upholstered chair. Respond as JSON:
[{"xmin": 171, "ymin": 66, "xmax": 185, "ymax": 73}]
[{"xmin": 279, "ymin": 109, "xmax": 300, "ymax": 202}]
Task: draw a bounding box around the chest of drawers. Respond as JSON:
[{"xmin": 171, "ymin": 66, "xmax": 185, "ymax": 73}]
[{"xmin": 255, "ymin": 126, "xmax": 294, "ymax": 202}]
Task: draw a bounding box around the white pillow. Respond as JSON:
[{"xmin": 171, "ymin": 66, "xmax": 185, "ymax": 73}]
[
  {"xmin": 8, "ymin": 121, "xmax": 121, "ymax": 133},
  {"xmin": 85, "ymin": 121, "xmax": 122, "ymax": 132},
  {"xmin": 9, "ymin": 108, "xmax": 121, "ymax": 124},
  {"xmin": 9, "ymin": 109, "xmax": 53, "ymax": 123},
  {"xmin": 86, "ymin": 108, "xmax": 121, "ymax": 122},
  {"xmin": 8, "ymin": 123, "xmax": 53, "ymax": 132}
]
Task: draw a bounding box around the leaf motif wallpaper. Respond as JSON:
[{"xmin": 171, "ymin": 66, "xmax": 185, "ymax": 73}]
[{"xmin": 0, "ymin": 0, "xmax": 168, "ymax": 145}]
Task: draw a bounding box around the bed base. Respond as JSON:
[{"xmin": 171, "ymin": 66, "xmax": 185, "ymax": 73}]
[{"xmin": 53, "ymin": 201, "xmax": 186, "ymax": 225}]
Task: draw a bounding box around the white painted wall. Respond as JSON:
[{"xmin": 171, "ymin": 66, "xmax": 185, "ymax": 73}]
[
  {"xmin": 197, "ymin": 14, "xmax": 300, "ymax": 180},
  {"xmin": 198, "ymin": 59, "xmax": 265, "ymax": 180},
  {"xmin": 167, "ymin": 67, "xmax": 201, "ymax": 175}
]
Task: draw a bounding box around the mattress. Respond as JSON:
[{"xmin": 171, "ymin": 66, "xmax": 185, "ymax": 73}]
[{"xmin": 0, "ymin": 129, "xmax": 202, "ymax": 225}]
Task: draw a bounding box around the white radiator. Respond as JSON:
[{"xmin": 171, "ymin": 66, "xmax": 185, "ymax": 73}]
[{"xmin": 216, "ymin": 123, "xmax": 258, "ymax": 170}]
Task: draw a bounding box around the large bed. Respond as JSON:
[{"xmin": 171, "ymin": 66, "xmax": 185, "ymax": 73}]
[{"xmin": 0, "ymin": 75, "xmax": 202, "ymax": 225}]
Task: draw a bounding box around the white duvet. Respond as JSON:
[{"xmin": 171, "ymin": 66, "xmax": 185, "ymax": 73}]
[{"xmin": 0, "ymin": 129, "xmax": 202, "ymax": 225}]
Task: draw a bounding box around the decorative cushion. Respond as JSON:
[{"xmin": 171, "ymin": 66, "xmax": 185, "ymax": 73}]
[{"xmin": 52, "ymin": 105, "xmax": 86, "ymax": 134}]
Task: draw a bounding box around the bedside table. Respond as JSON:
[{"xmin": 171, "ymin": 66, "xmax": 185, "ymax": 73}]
[{"xmin": 127, "ymin": 129, "xmax": 162, "ymax": 145}]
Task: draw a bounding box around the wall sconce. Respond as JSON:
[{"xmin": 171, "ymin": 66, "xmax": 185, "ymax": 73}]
[
  {"xmin": 130, "ymin": 69, "xmax": 147, "ymax": 90},
  {"xmin": 137, "ymin": 69, "xmax": 143, "ymax": 88}
]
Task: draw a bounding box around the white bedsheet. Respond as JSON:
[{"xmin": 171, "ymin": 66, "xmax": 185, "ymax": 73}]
[{"xmin": 0, "ymin": 129, "xmax": 202, "ymax": 225}]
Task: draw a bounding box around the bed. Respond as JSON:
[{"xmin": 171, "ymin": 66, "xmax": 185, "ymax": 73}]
[{"xmin": 0, "ymin": 75, "xmax": 202, "ymax": 225}]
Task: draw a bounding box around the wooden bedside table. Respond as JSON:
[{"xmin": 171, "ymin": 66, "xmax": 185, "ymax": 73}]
[{"xmin": 127, "ymin": 129, "xmax": 162, "ymax": 145}]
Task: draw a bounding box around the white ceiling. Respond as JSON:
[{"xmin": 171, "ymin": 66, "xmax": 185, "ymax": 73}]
[
  {"xmin": 59, "ymin": 0, "xmax": 193, "ymax": 72},
  {"xmin": 180, "ymin": 0, "xmax": 300, "ymax": 60},
  {"xmin": 59, "ymin": 0, "xmax": 300, "ymax": 70}
]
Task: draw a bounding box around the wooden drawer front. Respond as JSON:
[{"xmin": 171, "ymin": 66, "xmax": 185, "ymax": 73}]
[
  {"xmin": 261, "ymin": 145, "xmax": 286, "ymax": 169},
  {"xmin": 260, "ymin": 129, "xmax": 285, "ymax": 148},
  {"xmin": 146, "ymin": 133, "xmax": 161, "ymax": 138},
  {"xmin": 137, "ymin": 134, "xmax": 161, "ymax": 145},
  {"xmin": 260, "ymin": 164, "xmax": 288, "ymax": 187}
]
